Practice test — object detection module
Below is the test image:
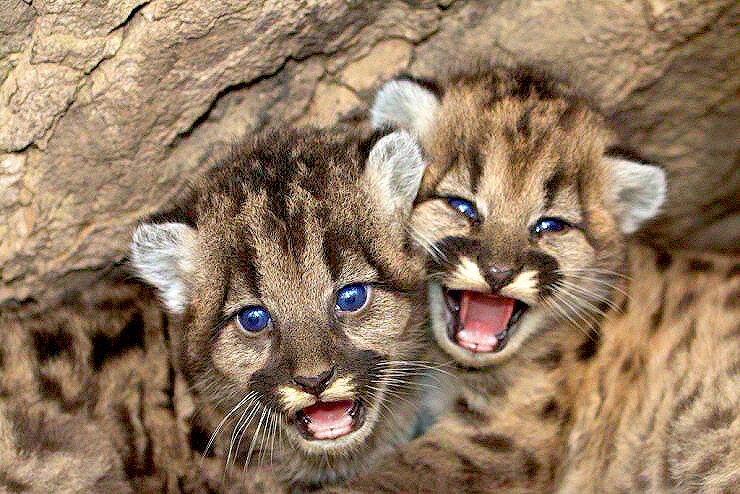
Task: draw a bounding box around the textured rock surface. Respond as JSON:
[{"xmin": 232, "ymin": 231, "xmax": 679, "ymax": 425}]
[{"xmin": 0, "ymin": 0, "xmax": 738, "ymax": 303}]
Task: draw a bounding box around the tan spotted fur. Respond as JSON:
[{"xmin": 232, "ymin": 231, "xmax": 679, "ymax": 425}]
[{"xmin": 321, "ymin": 67, "xmax": 739, "ymax": 493}]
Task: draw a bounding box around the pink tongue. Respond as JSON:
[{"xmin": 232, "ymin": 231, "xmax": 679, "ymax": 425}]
[
  {"xmin": 303, "ymin": 401, "xmax": 354, "ymax": 440},
  {"xmin": 456, "ymin": 291, "xmax": 515, "ymax": 353}
]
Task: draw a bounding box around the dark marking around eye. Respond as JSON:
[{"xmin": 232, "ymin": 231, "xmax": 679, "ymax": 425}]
[{"xmin": 543, "ymin": 168, "xmax": 566, "ymax": 210}]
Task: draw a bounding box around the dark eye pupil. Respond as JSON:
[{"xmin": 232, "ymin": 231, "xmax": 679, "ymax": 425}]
[{"xmin": 336, "ymin": 285, "xmax": 368, "ymax": 312}]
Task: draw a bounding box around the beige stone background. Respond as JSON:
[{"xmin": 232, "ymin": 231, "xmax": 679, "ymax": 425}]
[{"xmin": 1, "ymin": 0, "xmax": 738, "ymax": 305}]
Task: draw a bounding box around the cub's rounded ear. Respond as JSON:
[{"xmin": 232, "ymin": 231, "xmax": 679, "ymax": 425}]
[
  {"xmin": 364, "ymin": 130, "xmax": 426, "ymax": 216},
  {"xmin": 606, "ymin": 157, "xmax": 667, "ymax": 234},
  {"xmin": 130, "ymin": 222, "xmax": 197, "ymax": 314},
  {"xmin": 371, "ymin": 78, "xmax": 440, "ymax": 137}
]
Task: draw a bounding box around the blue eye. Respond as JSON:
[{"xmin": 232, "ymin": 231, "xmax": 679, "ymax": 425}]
[
  {"xmin": 335, "ymin": 284, "xmax": 369, "ymax": 313},
  {"xmin": 533, "ymin": 218, "xmax": 569, "ymax": 235},
  {"xmin": 236, "ymin": 307, "xmax": 271, "ymax": 333},
  {"xmin": 447, "ymin": 198, "xmax": 479, "ymax": 222}
]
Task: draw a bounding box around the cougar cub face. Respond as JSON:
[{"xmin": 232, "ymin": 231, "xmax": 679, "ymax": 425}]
[
  {"xmin": 372, "ymin": 67, "xmax": 665, "ymax": 367},
  {"xmin": 131, "ymin": 126, "xmax": 428, "ymax": 483}
]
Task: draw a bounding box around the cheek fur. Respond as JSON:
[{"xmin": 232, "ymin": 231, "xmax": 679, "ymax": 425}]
[{"xmin": 210, "ymin": 324, "xmax": 271, "ymax": 383}]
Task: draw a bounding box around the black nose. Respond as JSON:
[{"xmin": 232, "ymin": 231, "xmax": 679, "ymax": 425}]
[
  {"xmin": 482, "ymin": 267, "xmax": 516, "ymax": 293},
  {"xmin": 293, "ymin": 367, "xmax": 336, "ymax": 396}
]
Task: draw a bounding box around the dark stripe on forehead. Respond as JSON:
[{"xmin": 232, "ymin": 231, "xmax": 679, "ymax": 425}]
[
  {"xmin": 322, "ymin": 227, "xmax": 352, "ymax": 282},
  {"xmin": 359, "ymin": 234, "xmax": 399, "ymax": 290},
  {"xmin": 516, "ymin": 107, "xmax": 532, "ymax": 138},
  {"xmin": 467, "ymin": 136, "xmax": 485, "ymax": 193},
  {"xmin": 285, "ymin": 202, "xmax": 307, "ymax": 257},
  {"xmin": 544, "ymin": 167, "xmax": 566, "ymax": 210},
  {"xmin": 235, "ymin": 241, "xmax": 261, "ymax": 297}
]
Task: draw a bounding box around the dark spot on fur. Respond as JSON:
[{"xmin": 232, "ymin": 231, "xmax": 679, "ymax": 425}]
[
  {"xmin": 540, "ymin": 399, "xmax": 559, "ymax": 420},
  {"xmin": 724, "ymin": 289, "xmax": 739, "ymax": 310},
  {"xmin": 561, "ymin": 407, "xmax": 573, "ymax": 426},
  {"xmin": 671, "ymin": 381, "xmax": 702, "ymax": 422},
  {"xmin": 729, "ymin": 359, "xmax": 740, "ymax": 376},
  {"xmin": 727, "ymin": 263, "xmax": 740, "ymax": 279},
  {"xmin": 37, "ymin": 373, "xmax": 64, "ymax": 403},
  {"xmin": 516, "ymin": 108, "xmax": 532, "ymax": 138},
  {"xmin": 189, "ymin": 416, "xmax": 214, "ymax": 457},
  {"xmin": 0, "ymin": 471, "xmax": 30, "ymax": 492},
  {"xmin": 453, "ymin": 397, "xmax": 487, "ymax": 424},
  {"xmin": 620, "ymin": 356, "xmax": 633, "ymax": 374},
  {"xmin": 700, "ymin": 408, "xmax": 735, "ymax": 430},
  {"xmin": 723, "ymin": 323, "xmax": 740, "ymax": 341},
  {"xmin": 649, "ymin": 283, "xmax": 667, "ymax": 334},
  {"xmin": 618, "ymin": 294, "xmax": 629, "ymax": 314},
  {"xmin": 575, "ymin": 328, "xmax": 600, "ymax": 361},
  {"xmin": 471, "ymin": 433, "xmax": 514, "ymax": 452},
  {"xmin": 673, "ymin": 292, "xmax": 696, "ymax": 316},
  {"xmin": 667, "ymin": 320, "xmax": 696, "ymax": 363},
  {"xmin": 533, "ymin": 348, "xmax": 562, "ymax": 370},
  {"xmin": 655, "ymin": 250, "xmax": 673, "ymax": 272},
  {"xmin": 522, "ymin": 452, "xmax": 540, "ymax": 480},
  {"xmin": 91, "ymin": 313, "xmax": 146, "ymax": 370},
  {"xmin": 31, "ymin": 328, "xmax": 74, "ymax": 363},
  {"xmin": 687, "ymin": 259, "xmax": 714, "ymax": 272}
]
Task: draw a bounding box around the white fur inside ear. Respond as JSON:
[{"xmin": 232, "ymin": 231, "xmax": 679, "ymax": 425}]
[
  {"xmin": 365, "ymin": 131, "xmax": 426, "ymax": 215},
  {"xmin": 371, "ymin": 79, "xmax": 440, "ymax": 137},
  {"xmin": 607, "ymin": 157, "xmax": 667, "ymax": 234},
  {"xmin": 130, "ymin": 222, "xmax": 196, "ymax": 314}
]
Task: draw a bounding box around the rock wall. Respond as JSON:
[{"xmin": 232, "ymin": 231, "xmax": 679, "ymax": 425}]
[{"xmin": 1, "ymin": 0, "xmax": 738, "ymax": 304}]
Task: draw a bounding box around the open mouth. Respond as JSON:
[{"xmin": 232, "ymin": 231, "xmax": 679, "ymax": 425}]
[
  {"xmin": 295, "ymin": 400, "xmax": 365, "ymax": 441},
  {"xmin": 443, "ymin": 289, "xmax": 528, "ymax": 353}
]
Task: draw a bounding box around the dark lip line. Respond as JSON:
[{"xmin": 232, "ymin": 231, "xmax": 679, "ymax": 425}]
[{"xmin": 442, "ymin": 287, "xmax": 528, "ymax": 353}]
